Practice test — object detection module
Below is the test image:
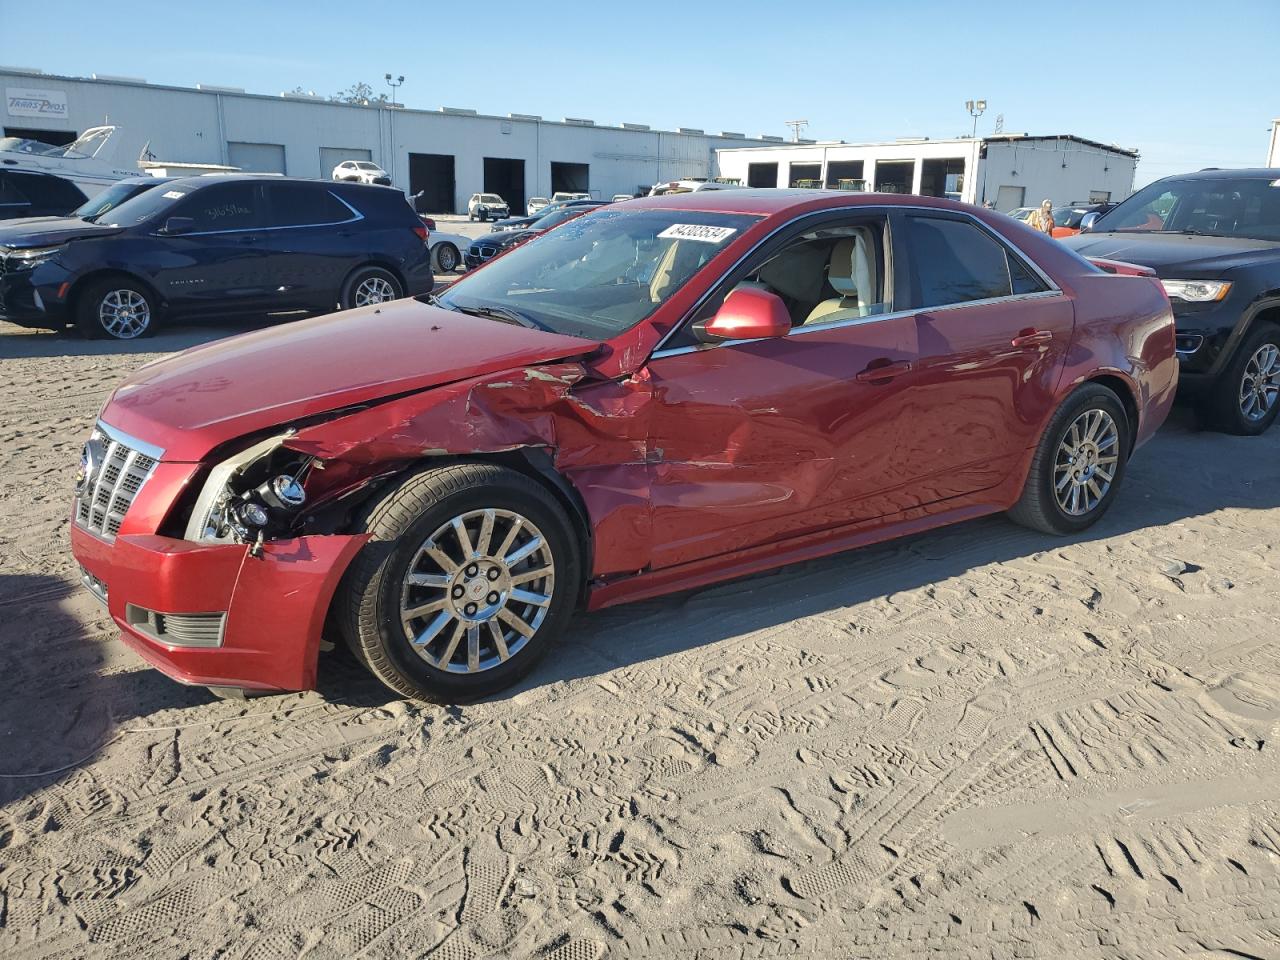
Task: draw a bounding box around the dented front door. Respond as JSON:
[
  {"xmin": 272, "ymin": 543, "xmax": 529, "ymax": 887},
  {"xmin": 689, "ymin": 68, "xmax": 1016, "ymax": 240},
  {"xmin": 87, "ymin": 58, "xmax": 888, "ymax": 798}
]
[{"xmin": 642, "ymin": 316, "xmax": 920, "ymax": 571}]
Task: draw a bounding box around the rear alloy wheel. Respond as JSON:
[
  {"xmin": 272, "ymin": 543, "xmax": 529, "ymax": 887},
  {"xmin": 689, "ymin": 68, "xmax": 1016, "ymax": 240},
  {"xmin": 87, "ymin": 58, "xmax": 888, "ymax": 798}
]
[
  {"xmin": 341, "ymin": 266, "xmax": 402, "ymax": 310},
  {"xmin": 340, "ymin": 463, "xmax": 580, "ymax": 702},
  {"xmin": 434, "ymin": 242, "xmax": 460, "ymax": 273},
  {"xmin": 1201, "ymin": 325, "xmax": 1280, "ymax": 435},
  {"xmin": 1008, "ymin": 383, "xmax": 1130, "ymax": 535},
  {"xmin": 75, "ymin": 279, "xmax": 157, "ymax": 340}
]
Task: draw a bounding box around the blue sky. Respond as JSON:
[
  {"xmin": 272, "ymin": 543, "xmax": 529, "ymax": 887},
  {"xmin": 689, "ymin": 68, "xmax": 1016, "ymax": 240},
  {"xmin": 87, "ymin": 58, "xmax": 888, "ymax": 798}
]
[{"xmin": 2, "ymin": 0, "xmax": 1276, "ymax": 185}]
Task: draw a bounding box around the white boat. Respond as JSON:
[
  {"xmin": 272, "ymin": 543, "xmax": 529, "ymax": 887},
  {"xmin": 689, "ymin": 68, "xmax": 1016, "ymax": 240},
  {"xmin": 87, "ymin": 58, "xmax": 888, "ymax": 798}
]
[{"xmin": 0, "ymin": 126, "xmax": 139, "ymax": 198}]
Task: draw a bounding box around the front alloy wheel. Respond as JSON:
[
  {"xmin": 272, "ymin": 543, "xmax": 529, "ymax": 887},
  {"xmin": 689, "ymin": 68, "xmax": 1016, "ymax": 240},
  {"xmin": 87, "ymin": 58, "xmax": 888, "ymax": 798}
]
[
  {"xmin": 1238, "ymin": 342, "xmax": 1280, "ymax": 423},
  {"xmin": 401, "ymin": 508, "xmax": 554, "ymax": 674},
  {"xmin": 1200, "ymin": 325, "xmax": 1280, "ymax": 435},
  {"xmin": 340, "ymin": 463, "xmax": 580, "ymax": 701},
  {"xmin": 75, "ymin": 279, "xmax": 156, "ymax": 340}
]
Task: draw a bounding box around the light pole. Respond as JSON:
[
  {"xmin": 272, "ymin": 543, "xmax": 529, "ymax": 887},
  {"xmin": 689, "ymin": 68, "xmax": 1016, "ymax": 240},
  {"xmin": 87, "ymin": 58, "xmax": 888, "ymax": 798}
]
[
  {"xmin": 385, "ymin": 73, "xmax": 404, "ymax": 107},
  {"xmin": 965, "ymin": 99, "xmax": 987, "ymax": 138}
]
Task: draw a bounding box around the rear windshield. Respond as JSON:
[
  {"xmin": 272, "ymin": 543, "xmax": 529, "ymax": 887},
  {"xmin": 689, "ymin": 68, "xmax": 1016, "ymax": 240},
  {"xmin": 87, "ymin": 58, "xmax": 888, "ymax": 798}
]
[{"xmin": 1098, "ymin": 177, "xmax": 1280, "ymax": 240}]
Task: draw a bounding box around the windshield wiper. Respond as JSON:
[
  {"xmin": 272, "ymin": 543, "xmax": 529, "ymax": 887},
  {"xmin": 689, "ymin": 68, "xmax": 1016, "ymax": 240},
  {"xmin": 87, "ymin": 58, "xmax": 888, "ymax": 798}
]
[{"xmin": 455, "ymin": 303, "xmax": 550, "ymax": 331}]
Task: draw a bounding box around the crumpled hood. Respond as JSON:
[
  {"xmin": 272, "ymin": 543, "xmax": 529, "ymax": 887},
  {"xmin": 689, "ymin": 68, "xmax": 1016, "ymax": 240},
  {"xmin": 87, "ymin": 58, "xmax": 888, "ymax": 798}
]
[
  {"xmin": 102, "ymin": 299, "xmax": 599, "ymax": 462},
  {"xmin": 0, "ymin": 216, "xmax": 122, "ymax": 248},
  {"xmin": 1063, "ymin": 231, "xmax": 1280, "ymax": 275}
]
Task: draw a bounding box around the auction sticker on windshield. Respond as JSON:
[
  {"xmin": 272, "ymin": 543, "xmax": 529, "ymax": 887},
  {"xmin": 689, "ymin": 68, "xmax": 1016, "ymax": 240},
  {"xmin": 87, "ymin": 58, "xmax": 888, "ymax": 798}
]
[{"xmin": 657, "ymin": 224, "xmax": 738, "ymax": 243}]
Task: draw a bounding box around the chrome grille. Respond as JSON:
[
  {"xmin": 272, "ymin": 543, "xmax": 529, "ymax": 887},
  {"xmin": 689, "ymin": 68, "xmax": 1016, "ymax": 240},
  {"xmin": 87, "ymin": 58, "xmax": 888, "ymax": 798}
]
[{"xmin": 74, "ymin": 423, "xmax": 164, "ymax": 541}]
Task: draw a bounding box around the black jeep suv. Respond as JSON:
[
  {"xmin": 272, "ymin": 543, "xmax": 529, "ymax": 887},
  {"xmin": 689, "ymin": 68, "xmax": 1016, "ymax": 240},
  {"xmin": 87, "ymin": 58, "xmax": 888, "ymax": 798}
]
[
  {"xmin": 0, "ymin": 175, "xmax": 433, "ymax": 339},
  {"xmin": 1065, "ymin": 169, "xmax": 1280, "ymax": 435}
]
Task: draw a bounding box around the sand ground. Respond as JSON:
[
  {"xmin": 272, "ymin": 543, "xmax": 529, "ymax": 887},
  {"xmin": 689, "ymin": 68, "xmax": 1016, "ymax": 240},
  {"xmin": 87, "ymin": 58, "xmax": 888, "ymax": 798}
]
[{"xmin": 1, "ymin": 318, "xmax": 1278, "ymax": 959}]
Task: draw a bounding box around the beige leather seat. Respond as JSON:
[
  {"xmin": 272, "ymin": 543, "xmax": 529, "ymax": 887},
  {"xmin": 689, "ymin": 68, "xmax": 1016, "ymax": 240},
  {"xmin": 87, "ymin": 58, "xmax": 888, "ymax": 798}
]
[{"xmin": 803, "ymin": 230, "xmax": 878, "ymax": 325}]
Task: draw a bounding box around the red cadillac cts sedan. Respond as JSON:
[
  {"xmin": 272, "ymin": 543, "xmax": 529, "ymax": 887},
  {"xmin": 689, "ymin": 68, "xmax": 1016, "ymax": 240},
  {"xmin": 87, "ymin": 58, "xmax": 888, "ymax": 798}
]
[{"xmin": 71, "ymin": 191, "xmax": 1177, "ymax": 701}]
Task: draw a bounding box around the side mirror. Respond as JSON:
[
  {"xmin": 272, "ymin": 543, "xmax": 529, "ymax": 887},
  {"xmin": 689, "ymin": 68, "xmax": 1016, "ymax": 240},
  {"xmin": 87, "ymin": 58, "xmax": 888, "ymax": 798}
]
[
  {"xmin": 695, "ymin": 286, "xmax": 792, "ymax": 343},
  {"xmin": 162, "ymin": 216, "xmax": 195, "ymax": 235},
  {"xmin": 1079, "ymin": 212, "xmax": 1100, "ymax": 233}
]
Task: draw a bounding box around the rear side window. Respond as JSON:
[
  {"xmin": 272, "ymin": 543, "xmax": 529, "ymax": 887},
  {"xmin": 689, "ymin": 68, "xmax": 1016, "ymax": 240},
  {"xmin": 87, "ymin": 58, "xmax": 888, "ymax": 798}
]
[
  {"xmin": 266, "ymin": 183, "xmax": 353, "ymax": 226},
  {"xmin": 10, "ymin": 171, "xmax": 86, "ymax": 211},
  {"xmin": 175, "ymin": 183, "xmax": 261, "ymax": 231},
  {"xmin": 905, "ymin": 215, "xmax": 1046, "ymax": 308}
]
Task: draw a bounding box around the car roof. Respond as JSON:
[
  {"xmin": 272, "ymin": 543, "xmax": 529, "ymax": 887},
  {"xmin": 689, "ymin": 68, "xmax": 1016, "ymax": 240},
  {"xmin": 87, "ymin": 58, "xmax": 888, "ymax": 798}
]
[
  {"xmin": 623, "ymin": 188, "xmax": 982, "ymax": 217},
  {"xmin": 166, "ymin": 174, "xmax": 390, "ymax": 190},
  {"xmin": 1156, "ymin": 167, "xmax": 1280, "ymax": 182}
]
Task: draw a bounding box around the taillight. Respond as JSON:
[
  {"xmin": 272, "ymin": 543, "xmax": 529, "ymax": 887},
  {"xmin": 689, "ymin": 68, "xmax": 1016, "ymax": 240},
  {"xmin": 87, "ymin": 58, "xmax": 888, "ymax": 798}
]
[
  {"xmin": 420, "ymin": 217, "xmax": 437, "ymax": 231},
  {"xmin": 413, "ymin": 225, "xmax": 428, "ymax": 242}
]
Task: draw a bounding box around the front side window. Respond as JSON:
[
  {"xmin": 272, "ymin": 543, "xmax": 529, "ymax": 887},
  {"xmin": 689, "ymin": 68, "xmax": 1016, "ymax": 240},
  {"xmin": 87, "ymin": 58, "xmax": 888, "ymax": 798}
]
[
  {"xmin": 0, "ymin": 172, "xmax": 31, "ymax": 208},
  {"xmin": 905, "ymin": 215, "xmax": 1045, "ymax": 308},
  {"xmin": 265, "ymin": 183, "xmax": 352, "ymax": 226},
  {"xmin": 10, "ymin": 172, "xmax": 85, "ymax": 210},
  {"xmin": 438, "ymin": 208, "xmax": 759, "ymax": 341},
  {"xmin": 173, "ymin": 183, "xmax": 261, "ymax": 232}
]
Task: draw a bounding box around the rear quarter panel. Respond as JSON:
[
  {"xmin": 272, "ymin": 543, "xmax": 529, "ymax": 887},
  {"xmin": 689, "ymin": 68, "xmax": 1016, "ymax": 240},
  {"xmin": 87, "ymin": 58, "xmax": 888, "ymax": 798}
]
[{"xmin": 1060, "ymin": 271, "xmax": 1177, "ymax": 449}]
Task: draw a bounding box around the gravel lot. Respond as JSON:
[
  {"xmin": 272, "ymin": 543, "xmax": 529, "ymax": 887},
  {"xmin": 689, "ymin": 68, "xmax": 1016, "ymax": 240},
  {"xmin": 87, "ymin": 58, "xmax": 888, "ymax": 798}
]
[{"xmin": 1, "ymin": 315, "xmax": 1279, "ymax": 959}]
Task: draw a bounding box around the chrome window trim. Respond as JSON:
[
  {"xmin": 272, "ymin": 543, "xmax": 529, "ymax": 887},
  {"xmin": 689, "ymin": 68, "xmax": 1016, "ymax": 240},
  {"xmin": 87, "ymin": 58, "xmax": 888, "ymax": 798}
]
[
  {"xmin": 97, "ymin": 419, "xmax": 166, "ymax": 462},
  {"xmin": 651, "ymin": 290, "xmax": 1067, "ymax": 359},
  {"xmin": 153, "ymin": 190, "xmax": 364, "ymax": 237},
  {"xmin": 647, "ymin": 204, "xmax": 1061, "ymax": 361}
]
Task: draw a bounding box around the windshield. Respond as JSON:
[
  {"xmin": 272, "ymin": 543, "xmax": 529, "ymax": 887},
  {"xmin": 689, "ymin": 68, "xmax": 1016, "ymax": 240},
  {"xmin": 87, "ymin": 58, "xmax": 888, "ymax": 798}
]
[
  {"xmin": 1097, "ymin": 177, "xmax": 1280, "ymax": 240},
  {"xmin": 97, "ymin": 183, "xmax": 192, "ymax": 227},
  {"xmin": 0, "ymin": 137, "xmax": 66, "ymax": 157},
  {"xmin": 73, "ymin": 181, "xmax": 157, "ymax": 221},
  {"xmin": 356, "ymin": 162, "xmax": 378, "ymax": 170},
  {"xmin": 479, "ymin": 194, "xmax": 503, "ymax": 203},
  {"xmin": 438, "ymin": 208, "xmax": 760, "ymax": 340}
]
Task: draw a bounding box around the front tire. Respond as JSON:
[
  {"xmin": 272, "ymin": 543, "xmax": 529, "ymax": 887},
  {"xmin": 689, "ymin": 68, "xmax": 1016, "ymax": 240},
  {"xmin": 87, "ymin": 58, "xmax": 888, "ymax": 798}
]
[
  {"xmin": 340, "ymin": 266, "xmax": 402, "ymax": 310},
  {"xmin": 1199, "ymin": 324, "xmax": 1280, "ymax": 435},
  {"xmin": 338, "ymin": 463, "xmax": 581, "ymax": 702},
  {"xmin": 1008, "ymin": 383, "xmax": 1130, "ymax": 535},
  {"xmin": 75, "ymin": 278, "xmax": 157, "ymax": 340}
]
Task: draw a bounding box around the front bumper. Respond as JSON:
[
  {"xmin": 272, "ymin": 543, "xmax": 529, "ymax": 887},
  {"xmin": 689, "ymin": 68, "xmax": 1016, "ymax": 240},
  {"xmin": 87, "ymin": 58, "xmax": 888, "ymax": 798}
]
[
  {"xmin": 71, "ymin": 523, "xmax": 366, "ymax": 691},
  {"xmin": 0, "ymin": 265, "xmax": 70, "ymax": 327}
]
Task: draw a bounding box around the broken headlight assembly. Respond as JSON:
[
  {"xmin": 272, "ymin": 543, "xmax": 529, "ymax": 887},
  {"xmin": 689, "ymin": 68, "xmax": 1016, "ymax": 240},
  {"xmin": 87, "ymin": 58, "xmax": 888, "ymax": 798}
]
[{"xmin": 184, "ymin": 434, "xmax": 318, "ymax": 551}]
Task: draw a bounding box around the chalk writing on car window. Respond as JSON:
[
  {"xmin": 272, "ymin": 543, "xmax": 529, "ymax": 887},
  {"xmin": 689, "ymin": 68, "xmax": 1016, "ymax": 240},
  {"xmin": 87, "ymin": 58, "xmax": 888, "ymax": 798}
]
[{"xmin": 205, "ymin": 203, "xmax": 252, "ymax": 222}]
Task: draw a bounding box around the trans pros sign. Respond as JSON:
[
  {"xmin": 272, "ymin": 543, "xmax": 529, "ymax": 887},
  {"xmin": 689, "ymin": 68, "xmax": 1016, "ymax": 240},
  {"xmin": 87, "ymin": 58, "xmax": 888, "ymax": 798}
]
[{"xmin": 5, "ymin": 87, "xmax": 69, "ymax": 119}]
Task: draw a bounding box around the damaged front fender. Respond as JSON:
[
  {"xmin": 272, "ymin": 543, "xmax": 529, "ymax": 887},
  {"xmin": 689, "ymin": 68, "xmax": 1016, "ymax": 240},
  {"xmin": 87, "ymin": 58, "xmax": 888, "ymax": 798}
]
[{"xmin": 282, "ymin": 363, "xmax": 656, "ymax": 577}]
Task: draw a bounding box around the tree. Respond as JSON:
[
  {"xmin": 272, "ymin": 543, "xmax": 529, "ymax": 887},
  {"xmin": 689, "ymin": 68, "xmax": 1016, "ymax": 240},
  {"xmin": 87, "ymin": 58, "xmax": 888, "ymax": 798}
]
[{"xmin": 331, "ymin": 82, "xmax": 389, "ymax": 106}]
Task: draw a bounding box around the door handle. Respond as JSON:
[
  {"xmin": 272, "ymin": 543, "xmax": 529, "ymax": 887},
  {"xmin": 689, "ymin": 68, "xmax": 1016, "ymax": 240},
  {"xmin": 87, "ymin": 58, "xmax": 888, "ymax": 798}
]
[
  {"xmin": 856, "ymin": 359, "xmax": 912, "ymax": 383},
  {"xmin": 236, "ymin": 235, "xmax": 259, "ymax": 244},
  {"xmin": 1011, "ymin": 328, "xmax": 1053, "ymax": 347}
]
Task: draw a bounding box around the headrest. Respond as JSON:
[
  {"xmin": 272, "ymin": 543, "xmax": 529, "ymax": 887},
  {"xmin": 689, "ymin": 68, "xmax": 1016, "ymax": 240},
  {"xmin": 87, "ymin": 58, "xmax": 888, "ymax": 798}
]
[{"xmin": 828, "ymin": 238, "xmax": 856, "ymax": 296}]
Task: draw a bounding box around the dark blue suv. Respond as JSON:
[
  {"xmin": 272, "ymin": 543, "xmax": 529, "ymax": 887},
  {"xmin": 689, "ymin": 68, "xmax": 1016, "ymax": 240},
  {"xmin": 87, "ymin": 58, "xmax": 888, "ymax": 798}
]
[{"xmin": 0, "ymin": 175, "xmax": 434, "ymax": 339}]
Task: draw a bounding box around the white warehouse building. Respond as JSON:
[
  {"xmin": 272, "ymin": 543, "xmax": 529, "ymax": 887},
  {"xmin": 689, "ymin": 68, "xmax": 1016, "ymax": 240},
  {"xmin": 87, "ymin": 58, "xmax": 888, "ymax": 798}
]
[
  {"xmin": 715, "ymin": 134, "xmax": 1139, "ymax": 211},
  {"xmin": 0, "ymin": 68, "xmax": 782, "ymax": 213}
]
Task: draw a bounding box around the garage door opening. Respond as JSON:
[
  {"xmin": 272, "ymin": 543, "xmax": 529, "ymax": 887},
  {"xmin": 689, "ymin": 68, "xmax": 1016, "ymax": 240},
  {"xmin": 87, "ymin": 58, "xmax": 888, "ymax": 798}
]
[
  {"xmin": 747, "ymin": 162, "xmax": 778, "ymax": 188},
  {"xmin": 228, "ymin": 142, "xmax": 286, "ymax": 174},
  {"xmin": 550, "ymin": 161, "xmax": 589, "ymax": 196},
  {"xmin": 788, "ymin": 162, "xmax": 821, "ymax": 188},
  {"xmin": 484, "ymin": 157, "xmax": 526, "ymax": 214},
  {"xmin": 825, "ymin": 160, "xmax": 865, "ymax": 191},
  {"xmin": 874, "ymin": 160, "xmax": 914, "ymax": 195},
  {"xmin": 320, "ymin": 147, "xmax": 373, "ymax": 180},
  {"xmin": 4, "ymin": 127, "xmax": 77, "ymax": 146},
  {"xmin": 409, "ymin": 153, "xmax": 456, "ymax": 214},
  {"xmin": 920, "ymin": 158, "xmax": 966, "ymax": 200}
]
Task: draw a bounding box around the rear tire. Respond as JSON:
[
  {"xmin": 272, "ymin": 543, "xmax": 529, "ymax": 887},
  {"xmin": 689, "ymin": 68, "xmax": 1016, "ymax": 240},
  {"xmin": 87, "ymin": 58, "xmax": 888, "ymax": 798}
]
[
  {"xmin": 74, "ymin": 278, "xmax": 157, "ymax": 340},
  {"xmin": 338, "ymin": 463, "xmax": 581, "ymax": 702},
  {"xmin": 340, "ymin": 266, "xmax": 402, "ymax": 310},
  {"xmin": 1008, "ymin": 383, "xmax": 1130, "ymax": 535},
  {"xmin": 1198, "ymin": 324, "xmax": 1280, "ymax": 435},
  {"xmin": 434, "ymin": 242, "xmax": 460, "ymax": 273}
]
